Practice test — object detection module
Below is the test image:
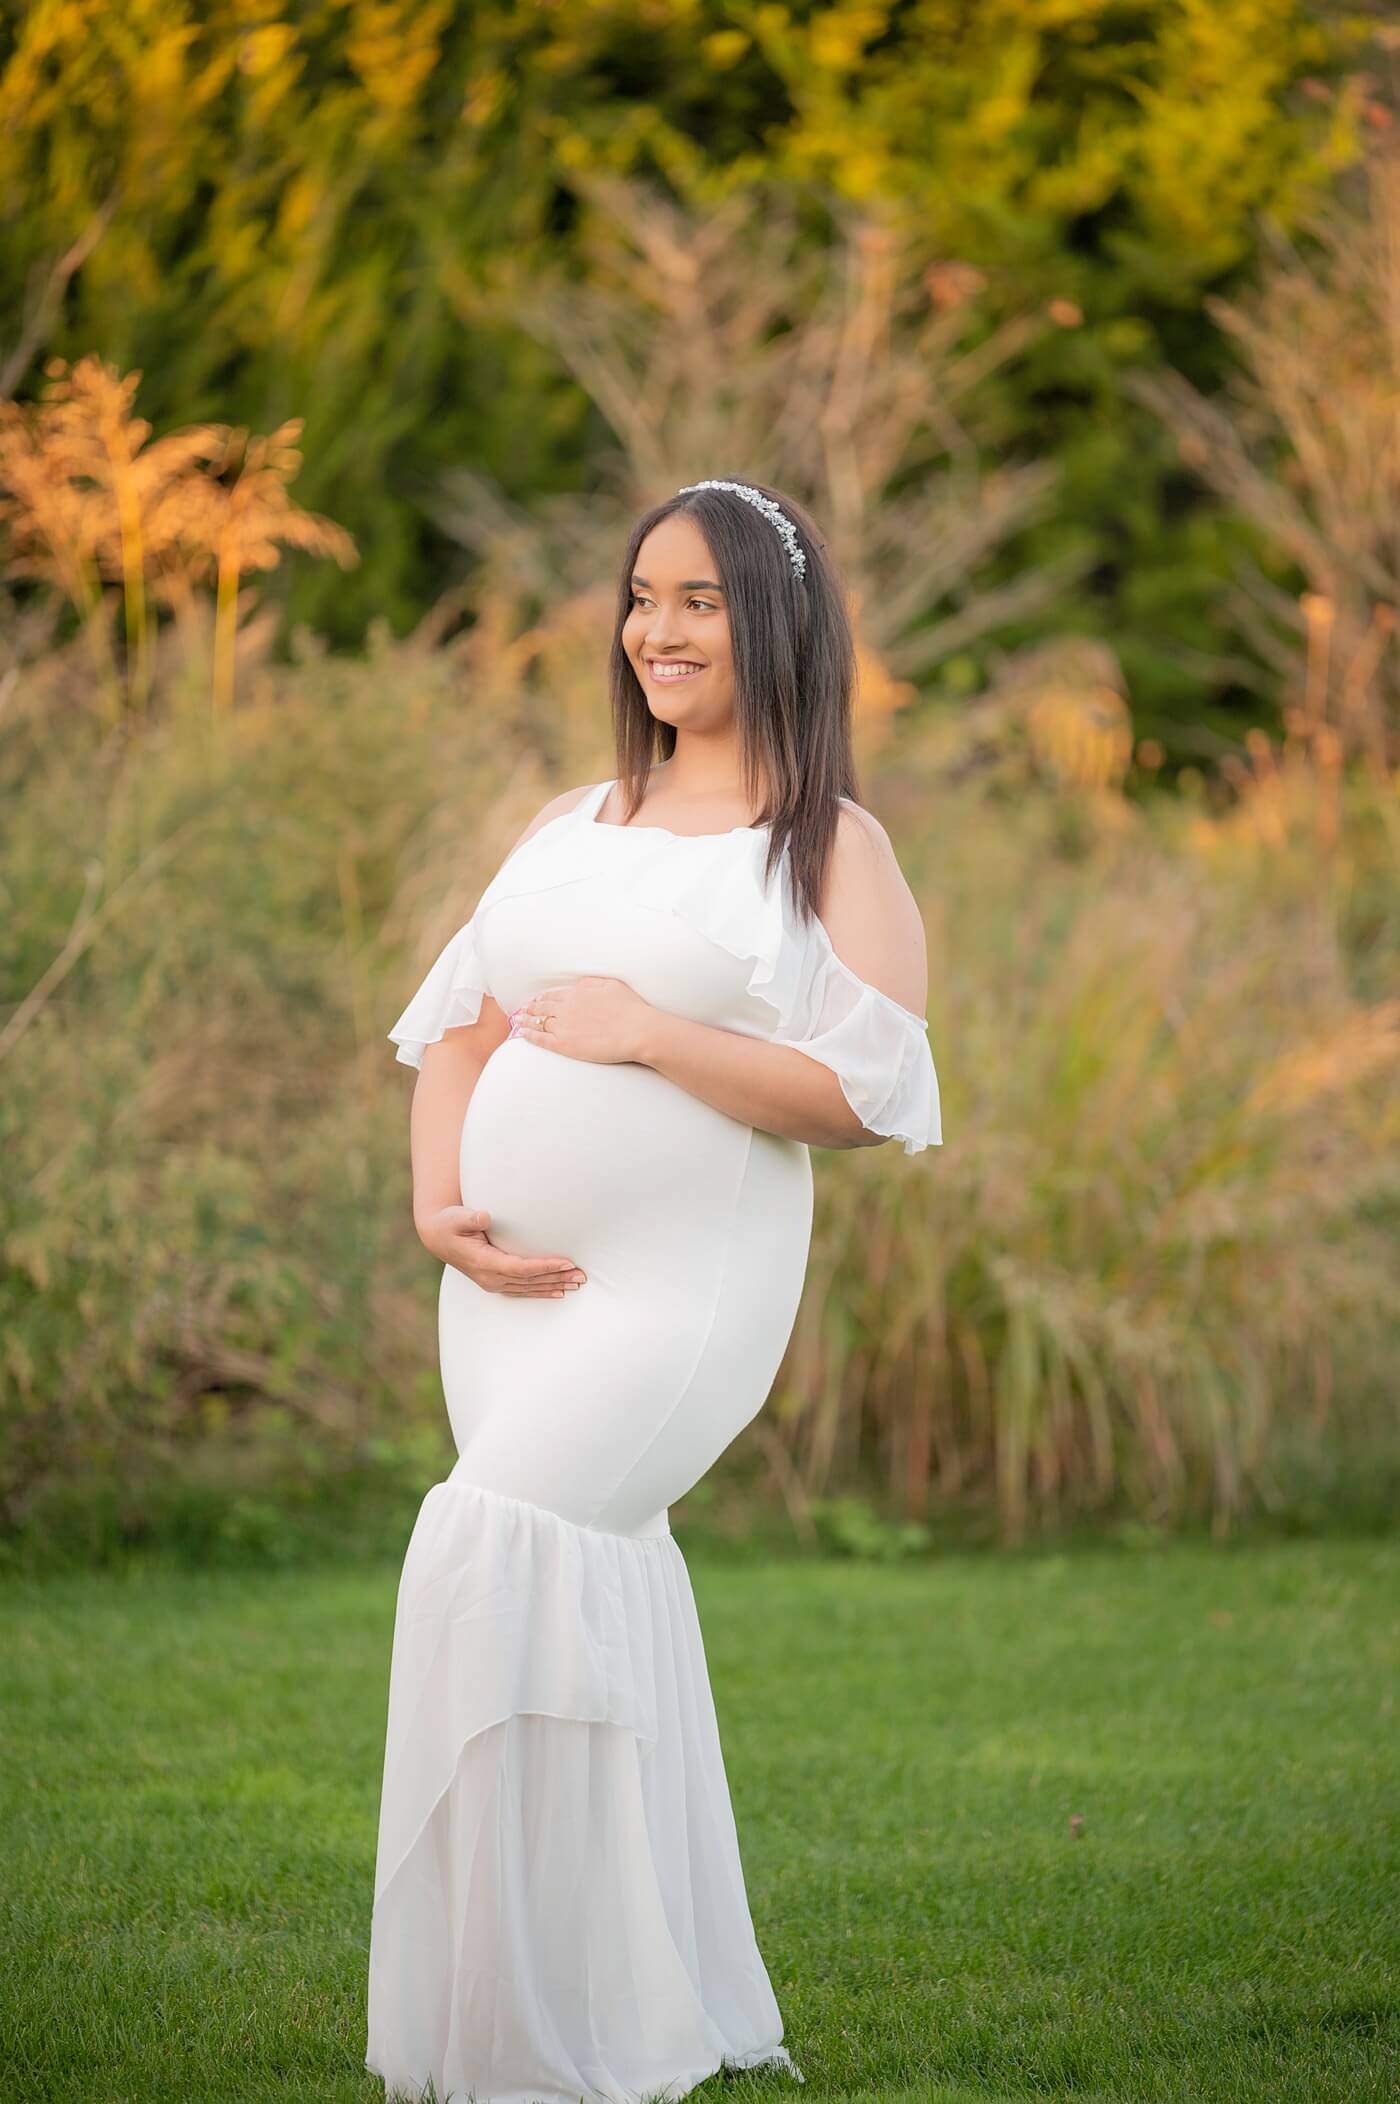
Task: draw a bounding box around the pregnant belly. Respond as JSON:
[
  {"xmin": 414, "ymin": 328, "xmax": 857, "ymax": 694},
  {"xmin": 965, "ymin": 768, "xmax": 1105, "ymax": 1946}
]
[
  {"xmin": 443, "ymin": 1036, "xmax": 814, "ymax": 1530},
  {"xmin": 458, "ymin": 1037, "xmax": 755, "ymax": 1270}
]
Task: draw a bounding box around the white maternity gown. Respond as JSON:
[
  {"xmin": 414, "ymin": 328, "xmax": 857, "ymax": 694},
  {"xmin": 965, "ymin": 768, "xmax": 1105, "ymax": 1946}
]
[{"xmin": 366, "ymin": 778, "xmax": 942, "ymax": 2104}]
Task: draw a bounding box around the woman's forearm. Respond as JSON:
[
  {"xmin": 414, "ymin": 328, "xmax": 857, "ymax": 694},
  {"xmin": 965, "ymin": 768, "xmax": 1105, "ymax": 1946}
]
[
  {"xmin": 635, "ymin": 1006, "xmax": 874, "ymax": 1149},
  {"xmin": 408, "ymin": 1042, "xmax": 491, "ymax": 1228}
]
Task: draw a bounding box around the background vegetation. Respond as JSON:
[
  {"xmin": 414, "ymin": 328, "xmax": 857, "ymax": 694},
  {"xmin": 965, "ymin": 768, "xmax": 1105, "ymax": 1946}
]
[
  {"xmin": 2, "ymin": 4, "xmax": 1398, "ymax": 1570},
  {"xmin": 1, "ymin": 0, "xmax": 1386, "ymax": 748}
]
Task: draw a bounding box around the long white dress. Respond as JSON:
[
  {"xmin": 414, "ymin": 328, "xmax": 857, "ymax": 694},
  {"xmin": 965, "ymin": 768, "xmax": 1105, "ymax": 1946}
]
[{"xmin": 366, "ymin": 778, "xmax": 941, "ymax": 2104}]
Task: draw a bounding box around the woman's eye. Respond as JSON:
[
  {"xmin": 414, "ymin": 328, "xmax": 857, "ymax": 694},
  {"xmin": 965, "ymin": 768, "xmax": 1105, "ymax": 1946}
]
[{"xmin": 629, "ymin": 594, "xmax": 716, "ymax": 611}]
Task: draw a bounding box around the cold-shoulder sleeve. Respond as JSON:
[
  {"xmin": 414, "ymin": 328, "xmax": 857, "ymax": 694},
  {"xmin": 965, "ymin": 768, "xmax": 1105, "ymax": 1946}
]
[
  {"xmin": 775, "ymin": 930, "xmax": 942, "ymax": 1156},
  {"xmin": 654, "ymin": 829, "xmax": 943, "ymax": 1155},
  {"xmin": 387, "ymin": 913, "xmax": 492, "ymax": 1070}
]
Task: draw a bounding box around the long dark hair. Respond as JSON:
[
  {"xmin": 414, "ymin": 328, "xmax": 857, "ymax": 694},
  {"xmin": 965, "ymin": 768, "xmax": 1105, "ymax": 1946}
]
[{"xmin": 605, "ymin": 479, "xmax": 859, "ymax": 926}]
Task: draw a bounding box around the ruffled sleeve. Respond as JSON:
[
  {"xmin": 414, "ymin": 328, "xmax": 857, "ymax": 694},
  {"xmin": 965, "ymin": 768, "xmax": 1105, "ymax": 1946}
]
[
  {"xmin": 654, "ymin": 829, "xmax": 943, "ymax": 1157},
  {"xmin": 387, "ymin": 914, "xmax": 492, "ymax": 1070},
  {"xmin": 774, "ymin": 934, "xmax": 942, "ymax": 1156}
]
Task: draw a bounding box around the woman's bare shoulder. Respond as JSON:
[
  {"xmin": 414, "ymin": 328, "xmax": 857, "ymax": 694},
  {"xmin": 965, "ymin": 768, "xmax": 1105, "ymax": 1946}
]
[
  {"xmin": 833, "ymin": 795, "xmax": 891, "ymax": 846},
  {"xmin": 817, "ymin": 799, "xmax": 927, "ymax": 1013},
  {"xmin": 504, "ymin": 781, "xmax": 599, "ymax": 856}
]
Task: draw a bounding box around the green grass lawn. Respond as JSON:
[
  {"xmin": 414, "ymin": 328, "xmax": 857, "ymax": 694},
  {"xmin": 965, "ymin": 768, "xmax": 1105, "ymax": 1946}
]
[{"xmin": 2, "ymin": 1536, "xmax": 1397, "ymax": 2102}]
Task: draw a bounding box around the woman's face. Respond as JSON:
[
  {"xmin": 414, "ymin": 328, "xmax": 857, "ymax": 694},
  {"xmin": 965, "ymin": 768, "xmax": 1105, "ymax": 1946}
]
[{"xmin": 621, "ymin": 513, "xmax": 735, "ymax": 728}]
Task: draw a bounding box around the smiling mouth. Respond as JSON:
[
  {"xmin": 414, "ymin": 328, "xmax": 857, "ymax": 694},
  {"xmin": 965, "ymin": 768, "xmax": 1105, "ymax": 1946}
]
[{"xmin": 647, "ymin": 661, "xmax": 705, "ymax": 681}]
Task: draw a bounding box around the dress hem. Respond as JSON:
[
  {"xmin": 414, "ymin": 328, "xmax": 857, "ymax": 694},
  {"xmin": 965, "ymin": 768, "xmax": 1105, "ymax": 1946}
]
[
  {"xmin": 364, "ymin": 2040, "xmax": 805, "ymax": 2104},
  {"xmin": 366, "ymin": 1472, "xmax": 797, "ymax": 2104}
]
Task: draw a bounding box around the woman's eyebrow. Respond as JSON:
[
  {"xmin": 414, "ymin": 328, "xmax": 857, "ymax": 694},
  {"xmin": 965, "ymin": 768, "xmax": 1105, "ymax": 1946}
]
[{"xmin": 632, "ymin": 575, "xmax": 725, "ymax": 592}]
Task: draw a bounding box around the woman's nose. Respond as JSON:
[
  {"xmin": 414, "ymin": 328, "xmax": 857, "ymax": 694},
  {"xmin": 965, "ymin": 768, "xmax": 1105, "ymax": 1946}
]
[{"xmin": 646, "ymin": 615, "xmax": 688, "ymax": 647}]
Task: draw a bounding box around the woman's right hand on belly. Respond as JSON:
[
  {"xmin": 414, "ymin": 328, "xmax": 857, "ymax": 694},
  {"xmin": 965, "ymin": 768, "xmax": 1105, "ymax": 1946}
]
[{"xmin": 415, "ymin": 1205, "xmax": 589, "ymax": 1297}]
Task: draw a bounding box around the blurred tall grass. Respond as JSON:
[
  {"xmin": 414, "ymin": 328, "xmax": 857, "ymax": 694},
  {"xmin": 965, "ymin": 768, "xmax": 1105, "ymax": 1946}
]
[
  {"xmin": 3, "ymin": 169, "xmax": 1398, "ymax": 1570},
  {"xmin": 2, "ymin": 610, "xmax": 1395, "ymax": 1570}
]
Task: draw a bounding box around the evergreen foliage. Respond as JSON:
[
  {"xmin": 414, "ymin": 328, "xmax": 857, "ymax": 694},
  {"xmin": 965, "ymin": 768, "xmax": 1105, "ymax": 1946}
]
[{"xmin": 0, "ymin": 1, "xmax": 1373, "ymax": 742}]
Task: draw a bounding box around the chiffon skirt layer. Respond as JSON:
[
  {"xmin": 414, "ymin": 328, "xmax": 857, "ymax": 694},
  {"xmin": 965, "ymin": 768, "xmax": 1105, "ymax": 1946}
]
[{"xmin": 366, "ymin": 1040, "xmax": 814, "ymax": 2104}]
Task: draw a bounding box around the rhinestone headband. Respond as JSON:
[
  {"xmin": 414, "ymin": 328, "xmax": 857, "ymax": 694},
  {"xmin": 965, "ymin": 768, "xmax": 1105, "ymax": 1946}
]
[{"xmin": 676, "ymin": 480, "xmax": 807, "ymax": 581}]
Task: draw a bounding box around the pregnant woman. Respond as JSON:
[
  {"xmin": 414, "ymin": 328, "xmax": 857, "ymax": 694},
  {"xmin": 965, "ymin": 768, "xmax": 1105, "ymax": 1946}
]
[{"xmin": 365, "ymin": 478, "xmax": 942, "ymax": 2104}]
